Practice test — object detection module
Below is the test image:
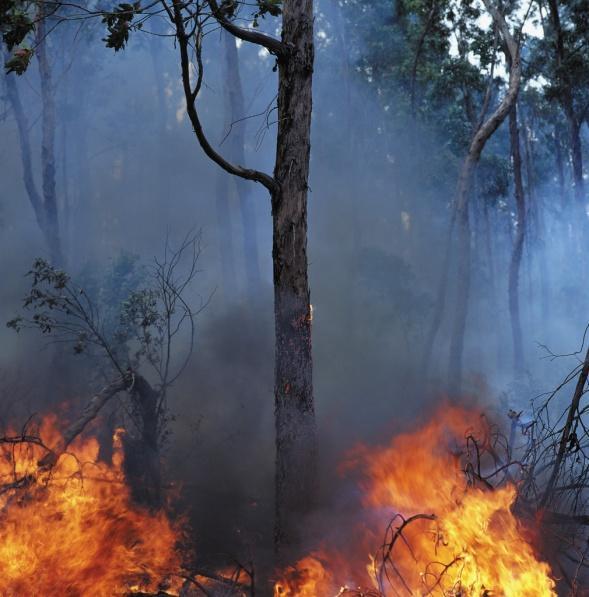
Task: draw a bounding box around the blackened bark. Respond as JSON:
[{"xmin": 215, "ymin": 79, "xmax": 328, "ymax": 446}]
[
  {"xmin": 272, "ymin": 0, "xmax": 317, "ymax": 554},
  {"xmin": 36, "ymin": 9, "xmax": 63, "ymax": 266},
  {"xmin": 123, "ymin": 374, "xmax": 162, "ymax": 509},
  {"xmin": 508, "ymin": 104, "xmax": 525, "ymax": 372},
  {"xmin": 222, "ymin": 31, "xmax": 262, "ymax": 299},
  {"xmin": 172, "ymin": 0, "xmax": 317, "ymax": 551}
]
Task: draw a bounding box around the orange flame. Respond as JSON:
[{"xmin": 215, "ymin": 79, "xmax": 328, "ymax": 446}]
[
  {"xmin": 275, "ymin": 406, "xmax": 556, "ymax": 596},
  {"xmin": 0, "ymin": 414, "xmax": 182, "ymax": 596}
]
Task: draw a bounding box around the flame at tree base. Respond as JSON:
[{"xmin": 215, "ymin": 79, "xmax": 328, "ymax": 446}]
[
  {"xmin": 275, "ymin": 406, "xmax": 556, "ymax": 596},
  {"xmin": 0, "ymin": 415, "xmax": 182, "ymax": 596}
]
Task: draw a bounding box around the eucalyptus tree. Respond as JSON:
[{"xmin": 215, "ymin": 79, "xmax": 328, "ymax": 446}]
[
  {"xmin": 3, "ymin": 2, "xmax": 63, "ymax": 265},
  {"xmin": 537, "ymin": 0, "xmax": 589, "ymax": 215},
  {"xmin": 2, "ymin": 0, "xmax": 317, "ymax": 552}
]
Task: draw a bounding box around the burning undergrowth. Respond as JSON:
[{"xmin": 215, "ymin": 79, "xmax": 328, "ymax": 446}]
[
  {"xmin": 0, "ymin": 404, "xmax": 568, "ymax": 595},
  {"xmin": 0, "ymin": 413, "xmax": 184, "ymax": 596},
  {"xmin": 274, "ymin": 406, "xmax": 557, "ymax": 596}
]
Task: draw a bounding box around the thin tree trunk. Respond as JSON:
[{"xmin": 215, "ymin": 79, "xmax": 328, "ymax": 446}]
[
  {"xmin": 409, "ymin": 0, "xmax": 436, "ymax": 115},
  {"xmin": 215, "ymin": 169, "xmax": 238, "ymax": 299},
  {"xmin": 447, "ymin": 0, "xmax": 521, "ymax": 391},
  {"xmin": 36, "ymin": 8, "xmax": 62, "ymax": 265},
  {"xmin": 508, "ymin": 104, "xmax": 525, "ymax": 372},
  {"xmin": 546, "ymin": 0, "xmax": 586, "ymax": 240},
  {"xmin": 448, "ymin": 157, "xmax": 474, "ymax": 389},
  {"xmin": 524, "ymin": 117, "xmax": 549, "ymax": 322},
  {"xmin": 554, "ymin": 124, "xmax": 566, "ymax": 206},
  {"xmin": 222, "ymin": 31, "xmax": 262, "ymax": 299},
  {"xmin": 4, "ymin": 71, "xmax": 45, "ymax": 232},
  {"xmin": 569, "ymin": 119, "xmax": 585, "ymax": 208},
  {"xmin": 272, "ymin": 0, "xmax": 317, "ymax": 554}
]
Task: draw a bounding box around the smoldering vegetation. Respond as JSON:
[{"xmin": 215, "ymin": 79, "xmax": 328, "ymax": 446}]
[{"xmin": 1, "ymin": 0, "xmax": 589, "ymax": 577}]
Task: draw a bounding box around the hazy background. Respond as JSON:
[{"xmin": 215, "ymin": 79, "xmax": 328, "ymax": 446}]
[{"xmin": 1, "ymin": 0, "xmax": 587, "ymax": 566}]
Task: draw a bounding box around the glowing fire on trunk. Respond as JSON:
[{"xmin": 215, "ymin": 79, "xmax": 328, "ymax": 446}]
[
  {"xmin": 274, "ymin": 406, "xmax": 557, "ymax": 596},
  {"xmin": 0, "ymin": 414, "xmax": 182, "ymax": 596}
]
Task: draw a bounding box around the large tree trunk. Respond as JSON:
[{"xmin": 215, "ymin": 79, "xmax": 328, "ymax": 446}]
[
  {"xmin": 172, "ymin": 0, "xmax": 317, "ymax": 554},
  {"xmin": 272, "ymin": 0, "xmax": 317, "ymax": 554},
  {"xmin": 222, "ymin": 31, "xmax": 262, "ymax": 299},
  {"xmin": 508, "ymin": 104, "xmax": 525, "ymax": 372},
  {"xmin": 36, "ymin": 8, "xmax": 63, "ymax": 266}
]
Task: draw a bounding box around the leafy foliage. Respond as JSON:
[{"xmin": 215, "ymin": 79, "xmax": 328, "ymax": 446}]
[
  {"xmin": 7, "ymin": 233, "xmax": 205, "ymax": 389},
  {"xmin": 252, "ymin": 0, "xmax": 282, "ymax": 27},
  {"xmin": 1, "ymin": 1, "xmax": 35, "ymax": 74},
  {"xmin": 102, "ymin": 2, "xmax": 142, "ymax": 51},
  {"xmin": 4, "ymin": 46, "xmax": 32, "ymax": 74}
]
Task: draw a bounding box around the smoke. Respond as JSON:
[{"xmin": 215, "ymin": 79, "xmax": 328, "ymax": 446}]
[{"xmin": 0, "ymin": 0, "xmax": 587, "ymax": 576}]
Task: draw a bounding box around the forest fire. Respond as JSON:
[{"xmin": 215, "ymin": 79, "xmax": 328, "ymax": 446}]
[
  {"xmin": 0, "ymin": 414, "xmax": 182, "ymax": 596},
  {"xmin": 0, "ymin": 407, "xmax": 560, "ymax": 595},
  {"xmin": 274, "ymin": 407, "xmax": 557, "ymax": 596}
]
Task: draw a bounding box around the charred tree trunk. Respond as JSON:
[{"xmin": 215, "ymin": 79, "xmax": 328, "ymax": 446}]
[
  {"xmin": 123, "ymin": 374, "xmax": 162, "ymax": 509},
  {"xmin": 36, "ymin": 8, "xmax": 63, "ymax": 266},
  {"xmin": 222, "ymin": 31, "xmax": 262, "ymax": 299},
  {"xmin": 173, "ymin": 0, "xmax": 317, "ymax": 553},
  {"xmin": 508, "ymin": 104, "xmax": 525, "ymax": 372},
  {"xmin": 272, "ymin": 0, "xmax": 317, "ymax": 554}
]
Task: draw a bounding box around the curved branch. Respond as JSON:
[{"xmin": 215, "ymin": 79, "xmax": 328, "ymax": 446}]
[
  {"xmin": 466, "ymin": 0, "xmax": 521, "ymax": 172},
  {"xmin": 207, "ymin": 0, "xmax": 288, "ymax": 59},
  {"xmin": 172, "ymin": 1, "xmax": 278, "ymax": 193}
]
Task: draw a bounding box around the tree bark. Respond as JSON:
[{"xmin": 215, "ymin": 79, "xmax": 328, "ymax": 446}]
[
  {"xmin": 508, "ymin": 104, "xmax": 525, "ymax": 372},
  {"xmin": 272, "ymin": 0, "xmax": 317, "ymax": 554},
  {"xmin": 171, "ymin": 0, "xmax": 317, "ymax": 552},
  {"xmin": 36, "ymin": 7, "xmax": 63, "ymax": 266},
  {"xmin": 123, "ymin": 374, "xmax": 162, "ymax": 509}
]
